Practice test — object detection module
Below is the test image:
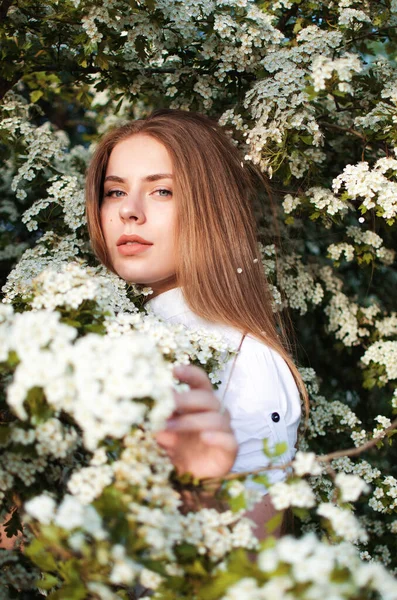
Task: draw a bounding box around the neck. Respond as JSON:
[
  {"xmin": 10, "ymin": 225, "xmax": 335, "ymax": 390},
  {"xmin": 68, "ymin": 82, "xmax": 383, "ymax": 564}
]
[{"xmin": 146, "ymin": 275, "xmax": 178, "ymax": 299}]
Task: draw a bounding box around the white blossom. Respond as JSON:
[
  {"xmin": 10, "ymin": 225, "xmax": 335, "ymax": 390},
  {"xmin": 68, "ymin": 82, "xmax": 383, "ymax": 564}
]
[
  {"xmin": 335, "ymin": 473, "xmax": 370, "ymax": 503},
  {"xmin": 25, "ymin": 494, "xmax": 56, "ymax": 525},
  {"xmin": 317, "ymin": 503, "xmax": 368, "ymax": 542},
  {"xmin": 292, "ymin": 451, "xmax": 323, "ymax": 476}
]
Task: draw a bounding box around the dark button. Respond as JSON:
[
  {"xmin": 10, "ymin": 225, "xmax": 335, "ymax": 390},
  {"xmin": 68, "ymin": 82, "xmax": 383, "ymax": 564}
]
[{"xmin": 271, "ymin": 412, "xmax": 280, "ymax": 423}]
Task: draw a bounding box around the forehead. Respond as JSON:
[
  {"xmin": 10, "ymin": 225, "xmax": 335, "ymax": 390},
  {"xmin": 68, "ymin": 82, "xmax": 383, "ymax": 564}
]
[{"xmin": 106, "ymin": 134, "xmax": 173, "ymax": 176}]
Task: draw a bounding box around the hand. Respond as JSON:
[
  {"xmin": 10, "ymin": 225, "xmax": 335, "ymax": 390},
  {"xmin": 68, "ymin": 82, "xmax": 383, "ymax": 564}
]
[{"xmin": 155, "ymin": 365, "xmax": 238, "ymax": 479}]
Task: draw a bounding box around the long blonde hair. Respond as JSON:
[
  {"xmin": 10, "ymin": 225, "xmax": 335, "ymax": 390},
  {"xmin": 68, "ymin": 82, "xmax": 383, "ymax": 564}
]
[{"xmin": 85, "ymin": 109, "xmax": 308, "ymax": 412}]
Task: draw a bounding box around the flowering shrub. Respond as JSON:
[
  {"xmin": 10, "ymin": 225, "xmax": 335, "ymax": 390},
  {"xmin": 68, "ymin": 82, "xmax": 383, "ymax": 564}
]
[{"xmin": 1, "ymin": 0, "xmax": 397, "ymax": 598}]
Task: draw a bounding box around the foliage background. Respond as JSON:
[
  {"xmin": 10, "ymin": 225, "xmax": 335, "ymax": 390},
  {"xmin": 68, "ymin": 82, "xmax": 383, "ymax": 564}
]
[{"xmin": 0, "ymin": 0, "xmax": 397, "ymax": 598}]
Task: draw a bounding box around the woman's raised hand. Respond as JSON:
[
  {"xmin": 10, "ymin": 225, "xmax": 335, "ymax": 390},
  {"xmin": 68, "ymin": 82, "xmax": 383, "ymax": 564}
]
[{"xmin": 155, "ymin": 365, "xmax": 238, "ymax": 479}]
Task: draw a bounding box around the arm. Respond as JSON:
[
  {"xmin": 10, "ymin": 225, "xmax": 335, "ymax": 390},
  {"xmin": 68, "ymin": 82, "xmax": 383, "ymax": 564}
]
[
  {"xmin": 245, "ymin": 495, "xmax": 284, "ymax": 540},
  {"xmin": 156, "ymin": 364, "xmax": 285, "ymax": 541}
]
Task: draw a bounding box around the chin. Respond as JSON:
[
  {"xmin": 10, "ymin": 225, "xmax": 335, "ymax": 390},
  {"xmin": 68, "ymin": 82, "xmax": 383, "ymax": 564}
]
[{"xmin": 114, "ymin": 267, "xmax": 158, "ymax": 286}]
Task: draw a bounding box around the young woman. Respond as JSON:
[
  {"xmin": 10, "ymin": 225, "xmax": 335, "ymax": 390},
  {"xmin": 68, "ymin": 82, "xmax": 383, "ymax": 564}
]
[{"xmin": 85, "ymin": 109, "xmax": 306, "ymax": 538}]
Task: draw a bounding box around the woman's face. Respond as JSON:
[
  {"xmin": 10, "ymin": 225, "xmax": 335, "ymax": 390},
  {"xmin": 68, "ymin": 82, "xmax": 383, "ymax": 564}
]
[{"xmin": 100, "ymin": 134, "xmax": 177, "ymax": 296}]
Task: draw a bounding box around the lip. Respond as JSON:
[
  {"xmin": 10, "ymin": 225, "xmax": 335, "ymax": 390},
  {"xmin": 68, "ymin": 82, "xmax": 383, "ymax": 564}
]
[
  {"xmin": 116, "ymin": 234, "xmax": 153, "ymax": 257},
  {"xmin": 117, "ymin": 234, "xmax": 153, "ymax": 246},
  {"xmin": 118, "ymin": 243, "xmax": 152, "ymax": 256}
]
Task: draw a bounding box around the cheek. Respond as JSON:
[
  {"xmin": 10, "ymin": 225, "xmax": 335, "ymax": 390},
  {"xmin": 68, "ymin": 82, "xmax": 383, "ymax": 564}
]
[
  {"xmin": 151, "ymin": 205, "xmax": 176, "ymax": 242},
  {"xmin": 100, "ymin": 206, "xmax": 113, "ymax": 239}
]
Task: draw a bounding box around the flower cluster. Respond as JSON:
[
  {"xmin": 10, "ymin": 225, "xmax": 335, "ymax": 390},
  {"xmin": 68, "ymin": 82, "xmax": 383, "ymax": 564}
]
[
  {"xmin": 0, "ymin": 94, "xmax": 66, "ymax": 201},
  {"xmin": 105, "ymin": 310, "xmax": 237, "ymax": 385},
  {"xmin": 1, "ymin": 305, "xmax": 175, "ymax": 448},
  {"xmin": 25, "ymin": 261, "xmax": 138, "ymax": 314},
  {"xmin": 328, "ymin": 226, "xmax": 395, "ymax": 266},
  {"xmin": 22, "ymin": 175, "xmax": 86, "ymax": 232},
  {"xmin": 333, "ymin": 158, "xmax": 397, "ymax": 223},
  {"xmin": 311, "ymin": 53, "xmax": 362, "ymax": 94},
  {"xmin": 361, "ymin": 341, "xmax": 397, "ymax": 384},
  {"xmin": 222, "ymin": 533, "xmax": 397, "ymax": 600}
]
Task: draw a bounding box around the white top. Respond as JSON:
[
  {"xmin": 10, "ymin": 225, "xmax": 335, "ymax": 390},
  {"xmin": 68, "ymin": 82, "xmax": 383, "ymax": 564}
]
[{"xmin": 146, "ymin": 287, "xmax": 301, "ymax": 491}]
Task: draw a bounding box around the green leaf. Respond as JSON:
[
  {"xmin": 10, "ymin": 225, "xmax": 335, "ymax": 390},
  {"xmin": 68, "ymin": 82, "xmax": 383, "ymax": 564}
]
[
  {"xmin": 198, "ymin": 572, "xmax": 243, "ymax": 600},
  {"xmin": 263, "ymin": 439, "xmax": 287, "ymax": 459},
  {"xmin": 293, "ymin": 18, "xmax": 303, "ymax": 34},
  {"xmin": 299, "ymin": 135, "xmax": 313, "ymax": 145},
  {"xmin": 84, "ymin": 323, "xmax": 105, "ymax": 334},
  {"xmin": 25, "ymin": 387, "xmax": 53, "ymax": 424},
  {"xmin": 340, "ymin": 191, "xmax": 350, "ymax": 202},
  {"xmin": 30, "ymin": 90, "xmax": 43, "ymax": 103},
  {"xmin": 265, "ymin": 511, "xmax": 283, "ymax": 534},
  {"xmin": 252, "ymin": 474, "xmax": 270, "ymax": 489},
  {"xmin": 26, "ymin": 538, "xmax": 59, "ymax": 572},
  {"xmin": 59, "ymin": 558, "xmax": 85, "ymax": 586},
  {"xmin": 303, "ymin": 85, "xmax": 318, "ymax": 101},
  {"xmin": 7, "ymin": 350, "xmax": 20, "ymax": 368},
  {"xmin": 263, "ymin": 438, "xmax": 271, "ymax": 457},
  {"xmin": 36, "ymin": 573, "xmax": 60, "ymax": 590},
  {"xmin": 62, "ymin": 318, "xmax": 81, "ymax": 328},
  {"xmin": 183, "ymin": 559, "xmax": 208, "ymax": 576},
  {"xmin": 175, "ymin": 542, "xmax": 198, "ymax": 562},
  {"xmin": 48, "ymin": 583, "xmax": 87, "ymax": 600},
  {"xmin": 96, "ymin": 53, "xmax": 109, "ymax": 70},
  {"xmin": 227, "ymin": 492, "xmax": 247, "ymax": 512},
  {"xmin": 292, "ymin": 507, "xmax": 310, "ymax": 520},
  {"xmin": 274, "ymin": 441, "xmax": 288, "ymax": 457}
]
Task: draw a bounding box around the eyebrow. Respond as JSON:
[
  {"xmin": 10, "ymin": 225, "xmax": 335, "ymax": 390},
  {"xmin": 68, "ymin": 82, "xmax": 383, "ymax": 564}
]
[{"xmin": 104, "ymin": 174, "xmax": 173, "ymax": 184}]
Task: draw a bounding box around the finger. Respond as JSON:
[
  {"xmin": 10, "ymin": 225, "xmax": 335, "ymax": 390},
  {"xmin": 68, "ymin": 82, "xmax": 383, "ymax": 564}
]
[
  {"xmin": 173, "ymin": 364, "xmax": 213, "ymax": 392},
  {"xmin": 172, "ymin": 390, "xmax": 221, "ymax": 414},
  {"xmin": 155, "ymin": 430, "xmax": 178, "ymax": 450},
  {"xmin": 200, "ymin": 431, "xmax": 238, "ymax": 453},
  {"xmin": 165, "ymin": 411, "xmax": 231, "ymax": 433}
]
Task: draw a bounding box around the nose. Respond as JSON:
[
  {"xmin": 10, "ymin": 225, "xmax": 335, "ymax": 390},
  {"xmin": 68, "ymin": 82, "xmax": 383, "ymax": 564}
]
[{"xmin": 118, "ymin": 191, "xmax": 146, "ymax": 224}]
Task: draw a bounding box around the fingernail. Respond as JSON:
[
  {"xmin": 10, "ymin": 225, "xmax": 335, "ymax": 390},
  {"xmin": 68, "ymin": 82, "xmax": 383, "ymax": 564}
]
[
  {"xmin": 173, "ymin": 365, "xmax": 187, "ymax": 376},
  {"xmin": 166, "ymin": 419, "xmax": 177, "ymax": 430}
]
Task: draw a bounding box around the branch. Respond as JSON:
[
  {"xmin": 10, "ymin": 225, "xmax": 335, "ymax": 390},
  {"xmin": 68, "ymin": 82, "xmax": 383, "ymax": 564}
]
[
  {"xmin": 319, "ymin": 120, "xmax": 367, "ymax": 141},
  {"xmin": 202, "ymin": 460, "xmax": 294, "ymax": 486},
  {"xmin": 202, "ymin": 417, "xmax": 397, "ymax": 487},
  {"xmin": 318, "ymin": 416, "xmax": 397, "ymax": 462}
]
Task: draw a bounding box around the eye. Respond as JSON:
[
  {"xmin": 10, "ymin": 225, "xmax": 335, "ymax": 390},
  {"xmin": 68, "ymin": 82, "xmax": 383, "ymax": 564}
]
[
  {"xmin": 104, "ymin": 189, "xmax": 126, "ymax": 198},
  {"xmin": 153, "ymin": 188, "xmax": 173, "ymax": 198}
]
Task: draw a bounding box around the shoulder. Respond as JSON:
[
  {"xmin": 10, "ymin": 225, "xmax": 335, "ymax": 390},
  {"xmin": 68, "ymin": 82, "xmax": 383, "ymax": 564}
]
[
  {"xmin": 217, "ymin": 333, "xmax": 301, "ymax": 432},
  {"xmin": 235, "ymin": 334, "xmax": 299, "ymax": 399}
]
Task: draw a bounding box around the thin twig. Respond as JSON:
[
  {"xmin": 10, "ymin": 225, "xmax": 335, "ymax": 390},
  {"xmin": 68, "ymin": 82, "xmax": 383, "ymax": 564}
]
[
  {"xmin": 317, "ymin": 416, "xmax": 397, "ymax": 462},
  {"xmin": 318, "ymin": 120, "xmax": 367, "ymax": 141},
  {"xmin": 202, "ymin": 417, "xmax": 397, "ymax": 486}
]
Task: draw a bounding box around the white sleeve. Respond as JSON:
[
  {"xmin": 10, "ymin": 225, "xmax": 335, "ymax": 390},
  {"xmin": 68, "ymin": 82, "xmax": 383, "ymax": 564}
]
[{"xmin": 214, "ymin": 335, "xmax": 302, "ymax": 492}]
